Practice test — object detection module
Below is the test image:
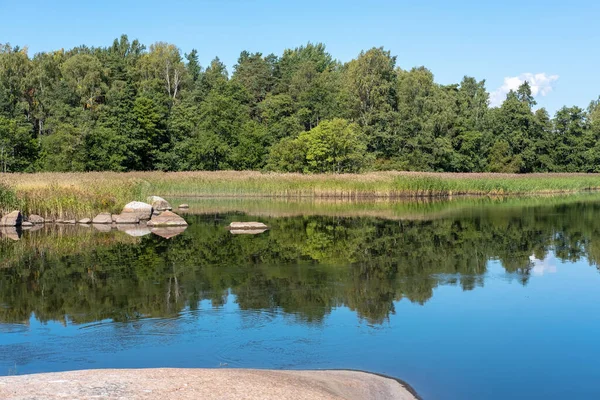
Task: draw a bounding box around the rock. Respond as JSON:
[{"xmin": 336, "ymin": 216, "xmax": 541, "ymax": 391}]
[
  {"xmin": 122, "ymin": 201, "xmax": 153, "ymax": 220},
  {"xmin": 147, "ymin": 196, "xmax": 172, "ymax": 211},
  {"xmin": 0, "ymin": 227, "xmax": 21, "ymax": 240},
  {"xmin": 147, "ymin": 211, "xmax": 188, "ymax": 227},
  {"xmin": 113, "ymin": 214, "xmax": 140, "ymax": 224},
  {"xmin": 78, "ymin": 218, "xmax": 92, "ymax": 224},
  {"xmin": 63, "ymin": 220, "xmax": 76, "ymax": 224},
  {"xmin": 230, "ymin": 229, "xmax": 268, "ymax": 235},
  {"xmin": 55, "ymin": 219, "xmax": 64, "ymax": 224},
  {"xmin": 28, "ymin": 215, "xmax": 45, "ymax": 224},
  {"xmin": 0, "ymin": 211, "xmax": 23, "ymax": 227},
  {"xmin": 151, "ymin": 226, "xmax": 187, "ymax": 239},
  {"xmin": 92, "ymin": 213, "xmax": 112, "ymax": 224},
  {"xmin": 178, "ymin": 204, "xmax": 189, "ymax": 209},
  {"xmin": 21, "ymin": 221, "xmax": 34, "ymax": 227},
  {"xmin": 92, "ymin": 223, "xmax": 112, "ymax": 233},
  {"xmin": 228, "ymin": 222, "xmax": 268, "ymax": 230}
]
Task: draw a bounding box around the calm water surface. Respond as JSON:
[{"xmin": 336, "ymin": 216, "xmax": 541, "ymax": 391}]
[{"xmin": 1, "ymin": 197, "xmax": 600, "ymax": 399}]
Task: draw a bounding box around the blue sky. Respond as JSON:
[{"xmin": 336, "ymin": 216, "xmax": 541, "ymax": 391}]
[{"xmin": 1, "ymin": 0, "xmax": 598, "ymax": 114}]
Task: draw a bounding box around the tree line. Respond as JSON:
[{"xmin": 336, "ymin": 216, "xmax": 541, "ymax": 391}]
[{"xmin": 1, "ymin": 35, "xmax": 600, "ymax": 173}]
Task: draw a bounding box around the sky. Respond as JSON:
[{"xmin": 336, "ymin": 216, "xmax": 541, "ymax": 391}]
[{"xmin": 1, "ymin": 0, "xmax": 598, "ymax": 114}]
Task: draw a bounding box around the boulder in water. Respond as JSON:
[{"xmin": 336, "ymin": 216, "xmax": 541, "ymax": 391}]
[
  {"xmin": 147, "ymin": 196, "xmax": 172, "ymax": 211},
  {"xmin": 0, "ymin": 211, "xmax": 23, "ymax": 227},
  {"xmin": 92, "ymin": 213, "xmax": 112, "ymax": 224},
  {"xmin": 178, "ymin": 204, "xmax": 189, "ymax": 209},
  {"xmin": 122, "ymin": 201, "xmax": 153, "ymax": 220},
  {"xmin": 147, "ymin": 211, "xmax": 188, "ymax": 227},
  {"xmin": 113, "ymin": 214, "xmax": 140, "ymax": 224},
  {"xmin": 28, "ymin": 215, "xmax": 45, "ymax": 224},
  {"xmin": 228, "ymin": 222, "xmax": 268, "ymax": 230},
  {"xmin": 78, "ymin": 218, "xmax": 92, "ymax": 224}
]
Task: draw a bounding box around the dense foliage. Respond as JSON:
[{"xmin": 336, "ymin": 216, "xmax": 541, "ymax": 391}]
[{"xmin": 1, "ymin": 36, "xmax": 600, "ymax": 173}]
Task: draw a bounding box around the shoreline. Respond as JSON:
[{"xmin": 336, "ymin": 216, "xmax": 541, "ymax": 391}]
[
  {"xmin": 0, "ymin": 368, "xmax": 419, "ymax": 400},
  {"xmin": 4, "ymin": 170, "xmax": 600, "ymax": 218}
]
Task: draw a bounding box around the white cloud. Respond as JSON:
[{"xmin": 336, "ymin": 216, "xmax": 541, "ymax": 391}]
[{"xmin": 490, "ymin": 73, "xmax": 559, "ymax": 107}]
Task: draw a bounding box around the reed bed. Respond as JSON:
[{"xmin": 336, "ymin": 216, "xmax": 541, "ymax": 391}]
[{"xmin": 1, "ymin": 171, "xmax": 600, "ymax": 218}]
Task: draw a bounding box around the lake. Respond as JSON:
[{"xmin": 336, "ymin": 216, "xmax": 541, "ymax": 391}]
[{"xmin": 1, "ymin": 196, "xmax": 600, "ymax": 399}]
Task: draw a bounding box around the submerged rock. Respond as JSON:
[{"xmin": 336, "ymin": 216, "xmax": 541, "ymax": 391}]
[
  {"xmin": 151, "ymin": 226, "xmax": 187, "ymax": 239},
  {"xmin": 113, "ymin": 214, "xmax": 140, "ymax": 224},
  {"xmin": 147, "ymin": 211, "xmax": 188, "ymax": 227},
  {"xmin": 228, "ymin": 222, "xmax": 268, "ymax": 230},
  {"xmin": 122, "ymin": 201, "xmax": 153, "ymax": 220},
  {"xmin": 28, "ymin": 215, "xmax": 45, "ymax": 224},
  {"xmin": 0, "ymin": 211, "xmax": 23, "ymax": 227},
  {"xmin": 78, "ymin": 218, "xmax": 92, "ymax": 224},
  {"xmin": 147, "ymin": 196, "xmax": 172, "ymax": 211},
  {"xmin": 63, "ymin": 220, "xmax": 76, "ymax": 224},
  {"xmin": 92, "ymin": 213, "xmax": 113, "ymax": 224},
  {"xmin": 21, "ymin": 221, "xmax": 34, "ymax": 228}
]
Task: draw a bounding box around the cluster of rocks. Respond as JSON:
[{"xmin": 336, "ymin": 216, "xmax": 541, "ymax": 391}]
[{"xmin": 0, "ymin": 196, "xmax": 189, "ymax": 241}]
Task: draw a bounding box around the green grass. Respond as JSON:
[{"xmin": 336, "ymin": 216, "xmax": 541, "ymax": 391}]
[{"xmin": 2, "ymin": 171, "xmax": 600, "ymax": 218}]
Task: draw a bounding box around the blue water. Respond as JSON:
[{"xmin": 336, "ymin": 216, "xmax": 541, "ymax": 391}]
[{"xmin": 1, "ymin": 202, "xmax": 600, "ymax": 399}]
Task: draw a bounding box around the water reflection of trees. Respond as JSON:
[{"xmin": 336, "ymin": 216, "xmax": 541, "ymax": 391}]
[{"xmin": 1, "ymin": 201, "xmax": 600, "ymax": 325}]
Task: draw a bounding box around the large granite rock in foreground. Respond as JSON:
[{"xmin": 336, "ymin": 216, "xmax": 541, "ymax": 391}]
[
  {"xmin": 122, "ymin": 201, "xmax": 153, "ymax": 220},
  {"xmin": 147, "ymin": 211, "xmax": 188, "ymax": 227},
  {"xmin": 0, "ymin": 369, "xmax": 417, "ymax": 400},
  {"xmin": 0, "ymin": 210, "xmax": 22, "ymax": 227},
  {"xmin": 147, "ymin": 196, "xmax": 172, "ymax": 211}
]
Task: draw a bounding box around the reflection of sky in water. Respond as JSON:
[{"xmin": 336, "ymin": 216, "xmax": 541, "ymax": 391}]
[
  {"xmin": 530, "ymin": 254, "xmax": 558, "ymax": 276},
  {"xmin": 0, "ymin": 251, "xmax": 599, "ymax": 400}
]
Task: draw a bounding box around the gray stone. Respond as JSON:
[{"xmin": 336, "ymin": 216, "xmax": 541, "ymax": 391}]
[
  {"xmin": 228, "ymin": 221, "xmax": 268, "ymax": 230},
  {"xmin": 122, "ymin": 201, "xmax": 153, "ymax": 220},
  {"xmin": 78, "ymin": 218, "xmax": 92, "ymax": 224},
  {"xmin": 0, "ymin": 211, "xmax": 23, "ymax": 227},
  {"xmin": 147, "ymin": 196, "xmax": 172, "ymax": 211},
  {"xmin": 92, "ymin": 213, "xmax": 112, "ymax": 224},
  {"xmin": 147, "ymin": 211, "xmax": 188, "ymax": 227},
  {"xmin": 113, "ymin": 214, "xmax": 140, "ymax": 224},
  {"xmin": 28, "ymin": 215, "xmax": 45, "ymax": 224},
  {"xmin": 63, "ymin": 220, "xmax": 76, "ymax": 224},
  {"xmin": 178, "ymin": 204, "xmax": 189, "ymax": 209},
  {"xmin": 21, "ymin": 221, "xmax": 34, "ymax": 227}
]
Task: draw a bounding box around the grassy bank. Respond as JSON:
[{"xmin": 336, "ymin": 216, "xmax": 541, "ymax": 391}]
[{"xmin": 2, "ymin": 171, "xmax": 600, "ymax": 218}]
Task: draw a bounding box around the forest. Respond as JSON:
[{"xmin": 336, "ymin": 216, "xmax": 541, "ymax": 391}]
[{"xmin": 1, "ymin": 35, "xmax": 600, "ymax": 174}]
